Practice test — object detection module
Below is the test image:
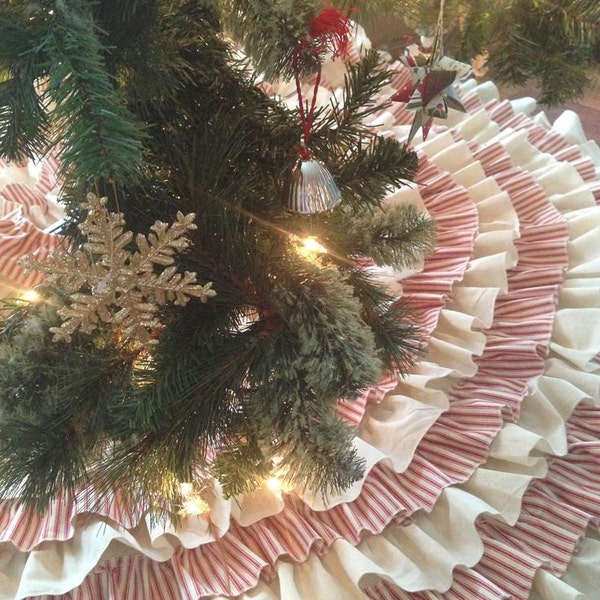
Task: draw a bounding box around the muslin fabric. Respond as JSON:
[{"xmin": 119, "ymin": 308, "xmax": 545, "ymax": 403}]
[{"xmin": 0, "ymin": 31, "xmax": 598, "ymax": 600}]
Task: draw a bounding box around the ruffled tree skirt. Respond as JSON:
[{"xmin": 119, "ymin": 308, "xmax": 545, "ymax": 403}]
[{"xmin": 0, "ymin": 41, "xmax": 599, "ymax": 600}]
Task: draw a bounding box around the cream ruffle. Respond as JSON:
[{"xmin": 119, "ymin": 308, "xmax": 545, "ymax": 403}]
[{"xmin": 0, "ymin": 36, "xmax": 598, "ymax": 599}]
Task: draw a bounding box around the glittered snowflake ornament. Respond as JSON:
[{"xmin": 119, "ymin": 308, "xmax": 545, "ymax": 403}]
[{"xmin": 21, "ymin": 193, "xmax": 216, "ymax": 349}]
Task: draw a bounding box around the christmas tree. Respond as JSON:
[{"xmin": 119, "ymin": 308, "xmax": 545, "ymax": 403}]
[
  {"xmin": 0, "ymin": 0, "xmax": 437, "ymax": 517},
  {"xmin": 0, "ymin": 0, "xmax": 598, "ymax": 519}
]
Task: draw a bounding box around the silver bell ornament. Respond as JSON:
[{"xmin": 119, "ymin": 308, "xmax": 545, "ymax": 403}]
[
  {"xmin": 286, "ymin": 158, "xmax": 342, "ymax": 214},
  {"xmin": 286, "ymin": 10, "xmax": 350, "ymax": 214}
]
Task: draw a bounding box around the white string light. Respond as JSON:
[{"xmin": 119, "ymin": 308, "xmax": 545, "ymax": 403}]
[
  {"xmin": 19, "ymin": 290, "xmax": 40, "ymax": 303},
  {"xmin": 295, "ymin": 235, "xmax": 327, "ymax": 260},
  {"xmin": 178, "ymin": 481, "xmax": 210, "ymax": 516}
]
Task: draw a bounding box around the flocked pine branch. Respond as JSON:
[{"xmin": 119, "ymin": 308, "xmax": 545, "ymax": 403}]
[{"xmin": 350, "ymin": 202, "xmax": 436, "ymax": 268}]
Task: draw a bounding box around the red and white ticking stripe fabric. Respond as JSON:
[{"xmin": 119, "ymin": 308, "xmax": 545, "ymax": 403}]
[
  {"xmin": 1, "ymin": 183, "xmax": 49, "ymax": 216},
  {"xmin": 0, "ymin": 209, "xmax": 62, "ymax": 292},
  {"xmin": 0, "ymin": 32, "xmax": 599, "ymax": 600},
  {"xmin": 0, "ymin": 149, "xmax": 65, "ymax": 294}
]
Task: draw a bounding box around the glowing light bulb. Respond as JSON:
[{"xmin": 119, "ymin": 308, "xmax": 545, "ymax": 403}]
[
  {"xmin": 20, "ymin": 290, "xmax": 40, "ymax": 303},
  {"xmin": 182, "ymin": 495, "xmax": 210, "ymax": 516},
  {"xmin": 179, "ymin": 482, "xmax": 193, "ymax": 496},
  {"xmin": 265, "ymin": 469, "xmax": 293, "ymax": 494},
  {"xmin": 266, "ymin": 476, "xmax": 283, "ymax": 492},
  {"xmin": 179, "ymin": 481, "xmax": 210, "ymax": 516},
  {"xmin": 303, "ymin": 236, "xmax": 326, "ymax": 254},
  {"xmin": 295, "ymin": 235, "xmax": 327, "ymax": 260}
]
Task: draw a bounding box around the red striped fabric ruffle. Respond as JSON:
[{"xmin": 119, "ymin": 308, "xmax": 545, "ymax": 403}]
[{"xmin": 0, "ymin": 31, "xmax": 598, "ymax": 600}]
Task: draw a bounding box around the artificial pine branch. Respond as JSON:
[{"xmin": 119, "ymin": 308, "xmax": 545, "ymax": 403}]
[
  {"xmin": 315, "ymin": 49, "xmax": 398, "ymax": 157},
  {"xmin": 544, "ymin": 0, "xmax": 600, "ymax": 44},
  {"xmin": 0, "ymin": 10, "xmax": 49, "ymax": 160},
  {"xmin": 210, "ymin": 438, "xmax": 272, "ymax": 497},
  {"xmin": 0, "ymin": 419, "xmax": 89, "ymax": 510},
  {"xmin": 0, "ymin": 76, "xmax": 48, "ymax": 162},
  {"xmin": 375, "ymin": 0, "xmax": 600, "ymax": 105},
  {"xmin": 484, "ymin": 0, "xmax": 598, "ymax": 104},
  {"xmin": 215, "ymin": 0, "xmax": 323, "ymax": 79},
  {"xmin": 345, "ymin": 269, "xmax": 424, "ymax": 372},
  {"xmin": 326, "ymin": 49, "xmax": 393, "ymax": 131},
  {"xmin": 44, "ymin": 0, "xmax": 145, "ymax": 181},
  {"xmin": 91, "ymin": 432, "xmax": 197, "ymax": 518},
  {"xmin": 269, "ymin": 406, "xmax": 366, "ymax": 496},
  {"xmin": 0, "ymin": 294, "xmax": 134, "ymax": 510},
  {"xmin": 0, "ymin": 0, "xmax": 145, "ymax": 180},
  {"xmin": 0, "ymin": 0, "xmax": 435, "ymax": 516},
  {"xmin": 335, "ymin": 135, "xmax": 419, "ymax": 211}
]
